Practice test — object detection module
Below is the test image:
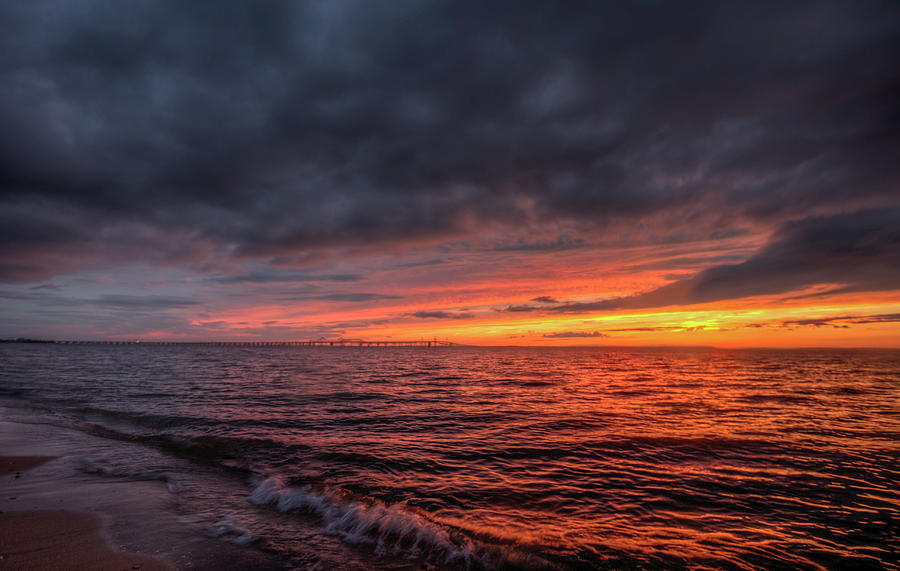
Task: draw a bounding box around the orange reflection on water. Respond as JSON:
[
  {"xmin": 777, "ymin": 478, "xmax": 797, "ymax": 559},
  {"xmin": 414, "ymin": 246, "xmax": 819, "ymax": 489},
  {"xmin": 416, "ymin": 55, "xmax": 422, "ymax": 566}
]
[{"xmin": 4, "ymin": 342, "xmax": 898, "ymax": 568}]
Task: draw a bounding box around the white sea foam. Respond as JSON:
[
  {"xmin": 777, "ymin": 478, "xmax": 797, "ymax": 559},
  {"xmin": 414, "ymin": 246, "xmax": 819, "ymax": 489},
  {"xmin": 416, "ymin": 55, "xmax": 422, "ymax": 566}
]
[
  {"xmin": 73, "ymin": 456, "xmax": 182, "ymax": 492},
  {"xmin": 249, "ymin": 476, "xmax": 481, "ymax": 565},
  {"xmin": 206, "ymin": 516, "xmax": 256, "ymax": 545}
]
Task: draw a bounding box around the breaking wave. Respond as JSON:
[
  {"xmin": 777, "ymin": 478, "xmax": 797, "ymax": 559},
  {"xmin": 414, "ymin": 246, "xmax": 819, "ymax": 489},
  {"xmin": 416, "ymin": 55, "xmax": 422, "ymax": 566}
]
[{"xmin": 248, "ymin": 476, "xmax": 555, "ymax": 569}]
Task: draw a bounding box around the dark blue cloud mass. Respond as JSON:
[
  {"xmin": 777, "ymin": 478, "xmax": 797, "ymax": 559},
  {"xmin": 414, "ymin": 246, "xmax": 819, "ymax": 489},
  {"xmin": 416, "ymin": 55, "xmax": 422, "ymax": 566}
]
[{"xmin": 0, "ymin": 0, "xmax": 898, "ymax": 287}]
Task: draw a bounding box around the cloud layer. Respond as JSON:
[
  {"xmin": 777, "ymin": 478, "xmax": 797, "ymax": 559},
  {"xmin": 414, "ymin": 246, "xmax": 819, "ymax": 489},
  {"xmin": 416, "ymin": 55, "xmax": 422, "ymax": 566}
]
[
  {"xmin": 1, "ymin": 1, "xmax": 899, "ymax": 343},
  {"xmin": 617, "ymin": 208, "xmax": 900, "ymax": 308},
  {"xmin": 2, "ymin": 1, "xmax": 898, "ymax": 283}
]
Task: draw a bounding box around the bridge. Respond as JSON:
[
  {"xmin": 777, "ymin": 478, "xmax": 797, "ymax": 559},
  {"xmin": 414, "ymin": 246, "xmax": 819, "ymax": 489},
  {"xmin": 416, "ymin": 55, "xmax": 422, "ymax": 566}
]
[{"xmin": 48, "ymin": 339, "xmax": 459, "ymax": 347}]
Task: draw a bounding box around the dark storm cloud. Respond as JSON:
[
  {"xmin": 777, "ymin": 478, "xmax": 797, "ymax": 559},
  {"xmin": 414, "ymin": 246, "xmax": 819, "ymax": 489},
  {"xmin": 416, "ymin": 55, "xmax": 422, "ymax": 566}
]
[
  {"xmin": 626, "ymin": 254, "xmax": 750, "ymax": 272},
  {"xmin": 543, "ymin": 331, "xmax": 608, "ymax": 338},
  {"xmin": 291, "ymin": 292, "xmax": 400, "ymax": 302},
  {"xmin": 781, "ymin": 317, "xmax": 848, "ymax": 328},
  {"xmin": 781, "ymin": 313, "xmax": 900, "ymax": 328},
  {"xmin": 496, "ymin": 207, "xmax": 900, "ymax": 315},
  {"xmin": 618, "ymin": 208, "xmax": 900, "ymax": 308},
  {"xmin": 1, "ymin": 289, "xmax": 199, "ymax": 310},
  {"xmin": 609, "ymin": 327, "xmax": 676, "ymax": 332},
  {"xmin": 549, "ymin": 299, "xmax": 622, "ymax": 314},
  {"xmin": 853, "ymin": 313, "xmax": 900, "ymax": 324},
  {"xmin": 499, "ymin": 297, "xmax": 618, "ymax": 313},
  {"xmin": 410, "ymin": 310, "xmax": 473, "ymax": 320},
  {"xmin": 487, "ymin": 235, "xmax": 586, "ymax": 252},
  {"xmin": 212, "ymin": 270, "xmax": 363, "ymax": 284},
  {"xmin": 391, "ymin": 258, "xmax": 447, "ymax": 269},
  {"xmin": 92, "ymin": 294, "xmax": 199, "ymax": 309},
  {"xmin": 531, "ymin": 296, "xmax": 558, "ymax": 304},
  {"xmin": 499, "ymin": 304, "xmax": 543, "ymax": 313},
  {"xmin": 1, "ymin": 0, "xmax": 899, "ymax": 280}
]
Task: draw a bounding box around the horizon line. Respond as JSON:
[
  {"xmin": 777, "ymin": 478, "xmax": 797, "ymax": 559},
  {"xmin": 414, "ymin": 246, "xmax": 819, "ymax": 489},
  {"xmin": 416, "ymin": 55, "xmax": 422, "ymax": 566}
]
[{"xmin": 2, "ymin": 338, "xmax": 898, "ymax": 351}]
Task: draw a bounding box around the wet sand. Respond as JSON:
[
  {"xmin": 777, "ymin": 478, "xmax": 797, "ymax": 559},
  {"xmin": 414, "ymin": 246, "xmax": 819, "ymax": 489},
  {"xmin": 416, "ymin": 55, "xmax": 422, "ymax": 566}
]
[
  {"xmin": 0, "ymin": 455, "xmax": 53, "ymax": 475},
  {"xmin": 0, "ymin": 454, "xmax": 172, "ymax": 570},
  {"xmin": 0, "ymin": 509, "xmax": 171, "ymax": 571},
  {"xmin": 0, "ymin": 417, "xmax": 287, "ymax": 571}
]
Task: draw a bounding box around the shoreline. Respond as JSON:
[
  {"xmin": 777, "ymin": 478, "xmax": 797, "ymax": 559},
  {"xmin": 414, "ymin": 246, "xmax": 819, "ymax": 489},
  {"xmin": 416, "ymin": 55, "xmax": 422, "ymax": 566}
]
[
  {"xmin": 0, "ymin": 402, "xmax": 447, "ymax": 571},
  {"xmin": 0, "ymin": 414, "xmax": 287, "ymax": 571},
  {"xmin": 0, "ymin": 455, "xmax": 53, "ymax": 476},
  {"xmin": 0, "ymin": 455, "xmax": 172, "ymax": 570},
  {"xmin": 0, "ymin": 507, "xmax": 171, "ymax": 571}
]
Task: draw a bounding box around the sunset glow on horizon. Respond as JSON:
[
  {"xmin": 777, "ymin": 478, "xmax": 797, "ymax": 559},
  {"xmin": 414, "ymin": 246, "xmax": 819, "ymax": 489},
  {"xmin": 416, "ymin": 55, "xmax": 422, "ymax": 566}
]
[
  {"xmin": 1, "ymin": 2, "xmax": 898, "ymax": 348},
  {"xmin": 6, "ymin": 230, "xmax": 900, "ymax": 347},
  {"xmin": 2, "ymin": 5, "xmax": 900, "ymax": 569}
]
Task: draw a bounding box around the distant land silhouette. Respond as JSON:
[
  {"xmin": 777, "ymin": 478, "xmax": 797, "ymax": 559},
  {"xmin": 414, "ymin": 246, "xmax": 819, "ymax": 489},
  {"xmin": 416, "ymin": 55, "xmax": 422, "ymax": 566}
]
[{"xmin": 1, "ymin": 338, "xmax": 459, "ymax": 347}]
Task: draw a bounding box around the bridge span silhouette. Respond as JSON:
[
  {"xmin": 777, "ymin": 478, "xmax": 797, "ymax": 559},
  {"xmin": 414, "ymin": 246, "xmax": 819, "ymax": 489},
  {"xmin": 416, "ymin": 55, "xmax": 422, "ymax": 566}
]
[{"xmin": 49, "ymin": 338, "xmax": 459, "ymax": 347}]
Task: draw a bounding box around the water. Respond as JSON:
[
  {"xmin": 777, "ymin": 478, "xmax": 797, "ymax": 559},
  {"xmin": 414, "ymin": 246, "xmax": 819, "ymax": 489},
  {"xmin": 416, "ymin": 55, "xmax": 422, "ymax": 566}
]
[{"xmin": 1, "ymin": 344, "xmax": 898, "ymax": 569}]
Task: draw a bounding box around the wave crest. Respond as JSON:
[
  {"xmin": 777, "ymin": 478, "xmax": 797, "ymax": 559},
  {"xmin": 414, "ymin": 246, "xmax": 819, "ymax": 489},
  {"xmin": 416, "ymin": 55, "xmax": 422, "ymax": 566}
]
[{"xmin": 248, "ymin": 476, "xmax": 554, "ymax": 568}]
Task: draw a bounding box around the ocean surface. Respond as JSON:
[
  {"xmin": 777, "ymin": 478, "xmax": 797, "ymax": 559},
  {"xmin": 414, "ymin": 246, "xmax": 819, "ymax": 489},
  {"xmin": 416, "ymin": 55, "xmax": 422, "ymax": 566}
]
[{"xmin": 1, "ymin": 344, "xmax": 898, "ymax": 569}]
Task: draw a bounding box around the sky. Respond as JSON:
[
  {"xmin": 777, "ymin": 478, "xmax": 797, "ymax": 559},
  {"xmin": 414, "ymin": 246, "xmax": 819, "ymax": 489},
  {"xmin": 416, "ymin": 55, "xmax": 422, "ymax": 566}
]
[{"xmin": 1, "ymin": 1, "xmax": 899, "ymax": 346}]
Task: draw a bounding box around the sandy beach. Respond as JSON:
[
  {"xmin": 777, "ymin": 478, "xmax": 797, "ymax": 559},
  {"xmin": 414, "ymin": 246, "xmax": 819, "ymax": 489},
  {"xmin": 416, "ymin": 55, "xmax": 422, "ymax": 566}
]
[
  {"xmin": 0, "ymin": 414, "xmax": 289, "ymax": 571},
  {"xmin": 0, "ymin": 456, "xmax": 53, "ymax": 475},
  {"xmin": 0, "ymin": 455, "xmax": 172, "ymax": 571}
]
